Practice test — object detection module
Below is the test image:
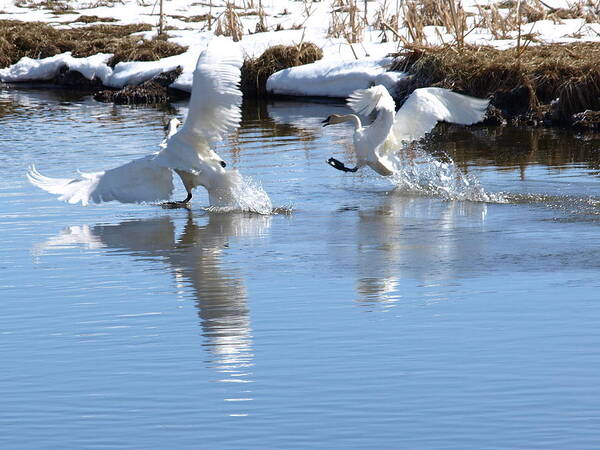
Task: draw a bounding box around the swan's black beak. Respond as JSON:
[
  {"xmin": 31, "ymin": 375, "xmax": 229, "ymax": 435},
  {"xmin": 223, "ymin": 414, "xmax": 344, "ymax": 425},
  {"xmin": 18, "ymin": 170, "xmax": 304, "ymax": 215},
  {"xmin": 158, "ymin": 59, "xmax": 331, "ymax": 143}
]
[
  {"xmin": 321, "ymin": 117, "xmax": 330, "ymax": 127},
  {"xmin": 220, "ymin": 161, "xmax": 227, "ymax": 168}
]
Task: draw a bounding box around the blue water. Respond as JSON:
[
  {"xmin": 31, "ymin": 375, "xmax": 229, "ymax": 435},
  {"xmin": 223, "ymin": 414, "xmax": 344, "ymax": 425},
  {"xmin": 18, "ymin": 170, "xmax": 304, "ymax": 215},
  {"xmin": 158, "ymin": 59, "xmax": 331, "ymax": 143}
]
[{"xmin": 2, "ymin": 87, "xmax": 600, "ymax": 449}]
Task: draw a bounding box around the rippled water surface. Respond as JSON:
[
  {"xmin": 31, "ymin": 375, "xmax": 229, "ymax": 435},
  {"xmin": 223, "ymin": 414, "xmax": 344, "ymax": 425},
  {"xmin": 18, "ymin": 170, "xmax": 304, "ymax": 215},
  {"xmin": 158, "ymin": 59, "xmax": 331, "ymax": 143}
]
[{"xmin": 2, "ymin": 87, "xmax": 600, "ymax": 449}]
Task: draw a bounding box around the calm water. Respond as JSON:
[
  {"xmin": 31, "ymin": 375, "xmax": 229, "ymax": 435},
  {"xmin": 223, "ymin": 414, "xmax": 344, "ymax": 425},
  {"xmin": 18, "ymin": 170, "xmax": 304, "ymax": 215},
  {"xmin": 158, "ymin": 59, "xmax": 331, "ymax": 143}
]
[{"xmin": 2, "ymin": 87, "xmax": 600, "ymax": 449}]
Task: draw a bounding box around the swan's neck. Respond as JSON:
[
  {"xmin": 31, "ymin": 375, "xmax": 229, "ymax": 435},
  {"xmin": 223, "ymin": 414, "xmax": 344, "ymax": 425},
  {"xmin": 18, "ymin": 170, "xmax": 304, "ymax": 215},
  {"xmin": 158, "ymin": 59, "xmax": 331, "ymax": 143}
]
[
  {"xmin": 362, "ymin": 108, "xmax": 395, "ymax": 148},
  {"xmin": 339, "ymin": 114, "xmax": 362, "ymax": 130},
  {"xmin": 166, "ymin": 118, "xmax": 180, "ymax": 139}
]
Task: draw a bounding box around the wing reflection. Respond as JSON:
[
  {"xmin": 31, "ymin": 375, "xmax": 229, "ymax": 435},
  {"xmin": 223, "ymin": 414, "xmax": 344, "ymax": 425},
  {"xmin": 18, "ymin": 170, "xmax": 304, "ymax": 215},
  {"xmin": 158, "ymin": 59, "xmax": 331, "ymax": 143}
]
[
  {"xmin": 35, "ymin": 211, "xmax": 271, "ymax": 410},
  {"xmin": 333, "ymin": 193, "xmax": 488, "ymax": 306}
]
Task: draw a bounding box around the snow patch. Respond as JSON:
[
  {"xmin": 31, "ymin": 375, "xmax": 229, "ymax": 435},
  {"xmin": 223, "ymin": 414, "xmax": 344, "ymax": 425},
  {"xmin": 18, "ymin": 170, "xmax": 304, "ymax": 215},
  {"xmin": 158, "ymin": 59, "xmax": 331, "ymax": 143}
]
[
  {"xmin": 0, "ymin": 47, "xmax": 406, "ymax": 100},
  {"xmin": 0, "ymin": 52, "xmax": 112, "ymax": 83},
  {"xmin": 0, "ymin": 49, "xmax": 198, "ymax": 90},
  {"xmin": 267, "ymin": 57, "xmax": 406, "ymax": 98}
]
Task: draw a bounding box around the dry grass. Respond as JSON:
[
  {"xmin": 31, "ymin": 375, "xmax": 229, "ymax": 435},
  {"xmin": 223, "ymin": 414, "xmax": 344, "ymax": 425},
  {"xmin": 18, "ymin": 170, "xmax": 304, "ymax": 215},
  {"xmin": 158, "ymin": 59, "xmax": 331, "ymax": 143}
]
[
  {"xmin": 373, "ymin": 0, "xmax": 400, "ymax": 42},
  {"xmin": 17, "ymin": 0, "xmax": 125, "ymax": 9},
  {"xmin": 402, "ymin": 1, "xmax": 427, "ymax": 45},
  {"xmin": 327, "ymin": 0, "xmax": 365, "ymax": 44},
  {"xmin": 386, "ymin": 0, "xmax": 600, "ymax": 123},
  {"xmin": 71, "ymin": 15, "xmax": 119, "ymax": 23},
  {"xmin": 477, "ymin": 3, "xmax": 518, "ymax": 39},
  {"xmin": 535, "ymin": 0, "xmax": 600, "ymax": 23},
  {"xmin": 108, "ymin": 33, "xmax": 186, "ymax": 66},
  {"xmin": 0, "ymin": 20, "xmax": 187, "ymax": 68},
  {"xmin": 240, "ymin": 42, "xmax": 323, "ymax": 96},
  {"xmin": 214, "ymin": 2, "xmax": 244, "ymax": 42},
  {"xmin": 15, "ymin": 0, "xmax": 74, "ymax": 14},
  {"xmin": 386, "ymin": 0, "xmax": 470, "ymax": 47},
  {"xmin": 254, "ymin": 5, "xmax": 268, "ymax": 33},
  {"xmin": 95, "ymin": 66, "xmax": 183, "ymax": 104},
  {"xmin": 391, "ymin": 43, "xmax": 600, "ymax": 122},
  {"xmin": 170, "ymin": 14, "xmax": 213, "ymax": 23},
  {"xmin": 385, "ymin": 0, "xmax": 600, "ymax": 50}
]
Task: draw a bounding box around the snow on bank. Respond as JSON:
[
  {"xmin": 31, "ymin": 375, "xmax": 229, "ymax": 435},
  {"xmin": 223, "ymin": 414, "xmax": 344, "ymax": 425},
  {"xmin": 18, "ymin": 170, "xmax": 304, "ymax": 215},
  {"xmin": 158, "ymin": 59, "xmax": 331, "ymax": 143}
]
[
  {"xmin": 267, "ymin": 57, "xmax": 405, "ymax": 98},
  {"xmin": 0, "ymin": 51, "xmax": 197, "ymax": 90},
  {"xmin": 0, "ymin": 53, "xmax": 113, "ymax": 84},
  {"xmin": 105, "ymin": 53, "xmax": 193, "ymax": 90},
  {"xmin": 2, "ymin": 0, "xmax": 600, "ymax": 98},
  {"xmin": 0, "ymin": 44, "xmax": 405, "ymax": 99}
]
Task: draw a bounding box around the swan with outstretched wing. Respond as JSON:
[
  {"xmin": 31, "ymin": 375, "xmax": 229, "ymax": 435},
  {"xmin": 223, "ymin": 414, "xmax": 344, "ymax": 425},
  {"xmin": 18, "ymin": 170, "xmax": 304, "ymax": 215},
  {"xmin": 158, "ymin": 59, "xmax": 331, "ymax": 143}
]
[
  {"xmin": 323, "ymin": 85, "xmax": 489, "ymax": 176},
  {"xmin": 28, "ymin": 39, "xmax": 246, "ymax": 208}
]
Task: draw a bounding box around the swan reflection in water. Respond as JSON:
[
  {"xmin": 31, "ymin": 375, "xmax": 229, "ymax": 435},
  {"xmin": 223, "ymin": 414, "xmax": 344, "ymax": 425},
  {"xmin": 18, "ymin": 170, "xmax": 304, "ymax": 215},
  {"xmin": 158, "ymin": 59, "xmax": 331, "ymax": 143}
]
[
  {"xmin": 330, "ymin": 192, "xmax": 488, "ymax": 307},
  {"xmin": 35, "ymin": 211, "xmax": 271, "ymax": 410}
]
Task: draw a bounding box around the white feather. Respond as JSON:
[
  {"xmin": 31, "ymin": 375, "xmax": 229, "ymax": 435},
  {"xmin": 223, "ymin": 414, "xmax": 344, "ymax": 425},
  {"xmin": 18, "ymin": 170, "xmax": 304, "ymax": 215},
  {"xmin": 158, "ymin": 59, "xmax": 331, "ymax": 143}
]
[
  {"xmin": 387, "ymin": 87, "xmax": 490, "ymax": 146},
  {"xmin": 28, "ymin": 38, "xmax": 245, "ymax": 206},
  {"xmin": 28, "ymin": 156, "xmax": 174, "ymax": 205},
  {"xmin": 347, "ymin": 85, "xmax": 396, "ymax": 117},
  {"xmin": 327, "ymin": 85, "xmax": 489, "ymax": 176},
  {"xmin": 348, "ymin": 86, "xmax": 396, "ymax": 175},
  {"xmin": 159, "ymin": 40, "xmax": 243, "ymax": 172}
]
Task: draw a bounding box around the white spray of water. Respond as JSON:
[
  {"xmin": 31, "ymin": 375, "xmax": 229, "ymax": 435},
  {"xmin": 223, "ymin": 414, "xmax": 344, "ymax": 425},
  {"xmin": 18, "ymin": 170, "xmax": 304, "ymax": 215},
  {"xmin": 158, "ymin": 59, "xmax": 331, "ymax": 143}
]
[
  {"xmin": 387, "ymin": 146, "xmax": 506, "ymax": 203},
  {"xmin": 206, "ymin": 171, "xmax": 273, "ymax": 215}
]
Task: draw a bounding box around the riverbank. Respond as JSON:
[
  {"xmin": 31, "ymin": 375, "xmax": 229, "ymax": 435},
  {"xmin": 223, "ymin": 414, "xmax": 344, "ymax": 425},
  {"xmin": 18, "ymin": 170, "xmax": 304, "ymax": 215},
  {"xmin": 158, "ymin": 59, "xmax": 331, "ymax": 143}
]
[
  {"xmin": 2, "ymin": 0, "xmax": 600, "ymax": 130},
  {"xmin": 391, "ymin": 42, "xmax": 600, "ymax": 129},
  {"xmin": 4, "ymin": 36, "xmax": 600, "ymax": 131}
]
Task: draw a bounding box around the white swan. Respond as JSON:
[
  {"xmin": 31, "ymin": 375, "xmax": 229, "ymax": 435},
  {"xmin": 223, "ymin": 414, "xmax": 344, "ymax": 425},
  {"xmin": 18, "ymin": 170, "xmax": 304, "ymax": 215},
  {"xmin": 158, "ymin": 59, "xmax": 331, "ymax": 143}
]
[
  {"xmin": 28, "ymin": 39, "xmax": 246, "ymax": 208},
  {"xmin": 322, "ymin": 85, "xmax": 490, "ymax": 176}
]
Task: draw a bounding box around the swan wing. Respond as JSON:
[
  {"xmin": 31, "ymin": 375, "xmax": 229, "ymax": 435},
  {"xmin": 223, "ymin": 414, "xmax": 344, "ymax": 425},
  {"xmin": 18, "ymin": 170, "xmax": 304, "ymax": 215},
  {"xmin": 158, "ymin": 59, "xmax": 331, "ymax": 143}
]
[
  {"xmin": 347, "ymin": 85, "xmax": 396, "ymax": 165},
  {"xmin": 164, "ymin": 39, "xmax": 243, "ymax": 168},
  {"xmin": 389, "ymin": 87, "xmax": 489, "ymax": 145},
  {"xmin": 159, "ymin": 118, "xmax": 181, "ymax": 149},
  {"xmin": 347, "ymin": 85, "xmax": 396, "ymax": 117},
  {"xmin": 28, "ymin": 156, "xmax": 174, "ymax": 205}
]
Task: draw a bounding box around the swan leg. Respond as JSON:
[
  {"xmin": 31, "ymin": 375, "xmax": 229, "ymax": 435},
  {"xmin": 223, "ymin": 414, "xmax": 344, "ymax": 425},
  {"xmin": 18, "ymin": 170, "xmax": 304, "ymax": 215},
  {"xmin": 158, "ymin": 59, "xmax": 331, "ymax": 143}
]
[
  {"xmin": 161, "ymin": 191, "xmax": 192, "ymax": 208},
  {"xmin": 327, "ymin": 158, "xmax": 358, "ymax": 173},
  {"xmin": 161, "ymin": 169, "xmax": 195, "ymax": 208}
]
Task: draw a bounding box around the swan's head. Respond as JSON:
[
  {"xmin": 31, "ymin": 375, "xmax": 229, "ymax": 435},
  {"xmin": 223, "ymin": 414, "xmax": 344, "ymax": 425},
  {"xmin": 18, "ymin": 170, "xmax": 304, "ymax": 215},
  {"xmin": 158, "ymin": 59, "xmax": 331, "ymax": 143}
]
[
  {"xmin": 194, "ymin": 156, "xmax": 229, "ymax": 185},
  {"xmin": 321, "ymin": 114, "xmax": 346, "ymax": 127}
]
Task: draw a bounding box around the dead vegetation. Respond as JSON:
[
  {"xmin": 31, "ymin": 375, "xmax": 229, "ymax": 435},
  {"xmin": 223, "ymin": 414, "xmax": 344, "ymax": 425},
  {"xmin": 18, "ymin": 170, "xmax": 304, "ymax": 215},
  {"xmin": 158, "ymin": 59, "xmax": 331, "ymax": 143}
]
[
  {"xmin": 391, "ymin": 43, "xmax": 600, "ymax": 124},
  {"xmin": 171, "ymin": 14, "xmax": 213, "ymax": 23},
  {"xmin": 3, "ymin": 0, "xmax": 600, "ymax": 123},
  {"xmin": 327, "ymin": 0, "xmax": 365, "ymax": 43},
  {"xmin": 373, "ymin": 0, "xmax": 401, "ymax": 42},
  {"xmin": 404, "ymin": 0, "xmax": 469, "ymax": 47},
  {"xmin": 15, "ymin": 0, "xmax": 75, "ymax": 14},
  {"xmin": 378, "ymin": 0, "xmax": 600, "ymax": 126},
  {"xmin": 0, "ymin": 20, "xmax": 187, "ymax": 68},
  {"xmin": 94, "ymin": 66, "xmax": 183, "ymax": 104},
  {"xmin": 240, "ymin": 42, "xmax": 323, "ymax": 96},
  {"xmin": 15, "ymin": 0, "xmax": 124, "ymax": 11},
  {"xmin": 71, "ymin": 15, "xmax": 119, "ymax": 23},
  {"xmin": 214, "ymin": 2, "xmax": 244, "ymax": 41},
  {"xmin": 378, "ymin": 0, "xmax": 600, "ymax": 50}
]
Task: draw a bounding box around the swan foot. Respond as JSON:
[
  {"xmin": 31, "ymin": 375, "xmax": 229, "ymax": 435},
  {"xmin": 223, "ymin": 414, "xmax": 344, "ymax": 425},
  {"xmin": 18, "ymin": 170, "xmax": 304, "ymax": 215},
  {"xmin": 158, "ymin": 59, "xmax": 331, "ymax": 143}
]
[
  {"xmin": 161, "ymin": 192, "xmax": 192, "ymax": 208},
  {"xmin": 160, "ymin": 200, "xmax": 191, "ymax": 209},
  {"xmin": 327, "ymin": 158, "xmax": 358, "ymax": 173}
]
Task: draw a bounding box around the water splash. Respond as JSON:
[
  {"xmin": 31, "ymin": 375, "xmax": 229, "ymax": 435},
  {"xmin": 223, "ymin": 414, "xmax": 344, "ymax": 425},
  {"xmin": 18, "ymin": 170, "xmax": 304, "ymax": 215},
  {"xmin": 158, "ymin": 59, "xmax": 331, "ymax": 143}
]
[
  {"xmin": 207, "ymin": 170, "xmax": 273, "ymax": 215},
  {"xmin": 388, "ymin": 146, "xmax": 506, "ymax": 203}
]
